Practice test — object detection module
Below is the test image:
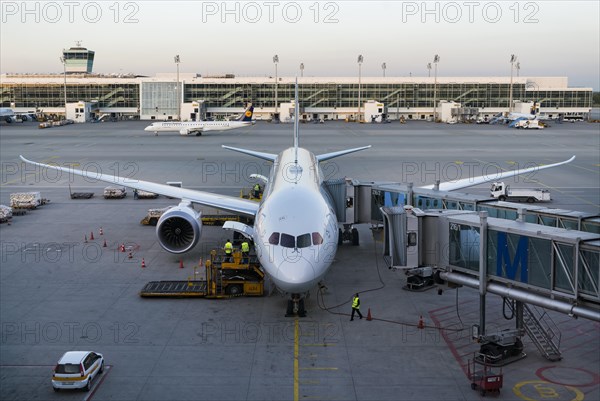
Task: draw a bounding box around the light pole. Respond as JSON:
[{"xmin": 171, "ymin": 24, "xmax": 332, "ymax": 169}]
[
  {"xmin": 357, "ymin": 54, "xmax": 363, "ymax": 121},
  {"xmin": 427, "ymin": 62, "xmax": 432, "ymax": 77},
  {"xmin": 509, "ymin": 54, "xmax": 517, "ymax": 113},
  {"xmin": 273, "ymin": 55, "xmax": 279, "ymax": 119},
  {"xmin": 300, "ymin": 62, "xmax": 304, "ymax": 77},
  {"xmin": 381, "ymin": 62, "xmax": 386, "ymax": 77},
  {"xmin": 516, "ymin": 61, "xmax": 520, "ymax": 77},
  {"xmin": 174, "ymin": 55, "xmax": 181, "ymax": 120},
  {"xmin": 432, "ymin": 54, "xmax": 440, "ymax": 122},
  {"xmin": 59, "ymin": 57, "xmax": 67, "ymax": 116}
]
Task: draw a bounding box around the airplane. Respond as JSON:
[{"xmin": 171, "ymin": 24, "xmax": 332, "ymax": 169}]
[
  {"xmin": 489, "ymin": 101, "xmax": 556, "ymax": 126},
  {"xmin": 1, "ymin": 108, "xmax": 18, "ymax": 123},
  {"xmin": 144, "ymin": 105, "xmax": 255, "ymax": 136},
  {"xmin": 20, "ymin": 82, "xmax": 576, "ymax": 316}
]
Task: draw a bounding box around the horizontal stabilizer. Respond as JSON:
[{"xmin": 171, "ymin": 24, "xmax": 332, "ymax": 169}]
[
  {"xmin": 316, "ymin": 146, "xmax": 371, "ymax": 162},
  {"xmin": 420, "ymin": 155, "xmax": 576, "ymax": 192},
  {"xmin": 222, "ymin": 145, "xmax": 277, "ymax": 162}
]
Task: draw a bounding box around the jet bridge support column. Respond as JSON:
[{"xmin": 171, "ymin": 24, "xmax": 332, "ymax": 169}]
[{"xmin": 479, "ymin": 211, "xmax": 488, "ymax": 336}]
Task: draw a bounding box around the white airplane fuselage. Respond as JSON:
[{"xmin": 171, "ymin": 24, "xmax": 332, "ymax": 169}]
[
  {"xmin": 253, "ymin": 147, "xmax": 338, "ymax": 294},
  {"xmin": 144, "ymin": 120, "xmax": 253, "ymax": 135}
]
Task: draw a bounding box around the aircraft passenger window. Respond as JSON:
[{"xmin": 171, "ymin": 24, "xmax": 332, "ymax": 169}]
[
  {"xmin": 268, "ymin": 232, "xmax": 280, "ymax": 245},
  {"xmin": 312, "ymin": 232, "xmax": 324, "ymax": 245},
  {"xmin": 297, "ymin": 233, "xmax": 311, "ymax": 248},
  {"xmin": 280, "ymin": 233, "xmax": 295, "ymax": 248}
]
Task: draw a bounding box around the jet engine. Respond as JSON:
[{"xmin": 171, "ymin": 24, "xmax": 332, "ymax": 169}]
[
  {"xmin": 179, "ymin": 128, "xmax": 190, "ymax": 135},
  {"xmin": 156, "ymin": 203, "xmax": 202, "ymax": 253}
]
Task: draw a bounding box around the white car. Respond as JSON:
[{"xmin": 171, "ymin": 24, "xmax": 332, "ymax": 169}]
[{"xmin": 52, "ymin": 351, "xmax": 104, "ymax": 392}]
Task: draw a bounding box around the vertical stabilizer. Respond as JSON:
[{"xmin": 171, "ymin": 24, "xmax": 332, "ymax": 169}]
[{"xmin": 294, "ymin": 78, "xmax": 299, "ymax": 164}]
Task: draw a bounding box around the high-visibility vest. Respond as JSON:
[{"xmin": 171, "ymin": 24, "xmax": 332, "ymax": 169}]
[
  {"xmin": 224, "ymin": 241, "xmax": 233, "ymax": 254},
  {"xmin": 254, "ymin": 184, "xmax": 261, "ymax": 191},
  {"xmin": 241, "ymin": 242, "xmax": 250, "ymax": 253},
  {"xmin": 352, "ymin": 296, "xmax": 360, "ymax": 309}
]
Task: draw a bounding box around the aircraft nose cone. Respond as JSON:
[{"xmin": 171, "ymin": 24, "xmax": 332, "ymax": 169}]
[{"xmin": 274, "ymin": 257, "xmax": 317, "ymax": 292}]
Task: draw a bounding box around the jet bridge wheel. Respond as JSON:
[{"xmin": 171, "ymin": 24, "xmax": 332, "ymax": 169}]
[
  {"xmin": 351, "ymin": 228, "xmax": 359, "ymax": 246},
  {"xmin": 499, "ymin": 195, "xmax": 507, "ymax": 201}
]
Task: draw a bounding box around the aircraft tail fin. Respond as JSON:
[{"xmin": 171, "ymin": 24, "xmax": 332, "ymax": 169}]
[
  {"xmin": 294, "ymin": 78, "xmax": 299, "ymax": 164},
  {"xmin": 238, "ymin": 105, "xmax": 254, "ymax": 122}
]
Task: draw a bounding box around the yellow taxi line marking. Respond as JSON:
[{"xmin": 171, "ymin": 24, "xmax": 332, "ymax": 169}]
[
  {"xmin": 294, "ymin": 318, "xmax": 299, "ymax": 401},
  {"xmin": 300, "ymin": 343, "xmax": 337, "ymax": 347},
  {"xmin": 299, "ymin": 380, "xmax": 320, "ymax": 385}
]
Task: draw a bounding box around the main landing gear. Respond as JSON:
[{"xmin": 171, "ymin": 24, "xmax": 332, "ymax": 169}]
[
  {"xmin": 339, "ymin": 224, "xmax": 359, "ymax": 246},
  {"xmin": 285, "ymin": 293, "xmax": 306, "ymax": 317}
]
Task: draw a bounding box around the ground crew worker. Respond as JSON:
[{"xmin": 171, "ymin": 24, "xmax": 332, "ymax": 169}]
[
  {"xmin": 350, "ymin": 293, "xmax": 363, "ymax": 321},
  {"xmin": 253, "ymin": 183, "xmax": 262, "ymax": 199},
  {"xmin": 224, "ymin": 239, "xmax": 233, "ymax": 262},
  {"xmin": 241, "ymin": 240, "xmax": 250, "ymax": 264}
]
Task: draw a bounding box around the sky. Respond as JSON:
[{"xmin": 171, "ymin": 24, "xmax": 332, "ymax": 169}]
[{"xmin": 1, "ymin": 1, "xmax": 599, "ymax": 89}]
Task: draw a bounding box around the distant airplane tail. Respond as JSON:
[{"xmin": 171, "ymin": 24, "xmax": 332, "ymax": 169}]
[{"xmin": 238, "ymin": 105, "xmax": 254, "ymax": 122}]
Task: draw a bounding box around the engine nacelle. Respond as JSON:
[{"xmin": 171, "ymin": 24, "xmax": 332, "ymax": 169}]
[
  {"xmin": 156, "ymin": 205, "xmax": 202, "ymax": 253},
  {"xmin": 179, "ymin": 128, "xmax": 190, "ymax": 135}
]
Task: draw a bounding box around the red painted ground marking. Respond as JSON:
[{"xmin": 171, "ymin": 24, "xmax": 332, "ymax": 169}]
[{"xmin": 536, "ymin": 366, "xmax": 600, "ymax": 387}]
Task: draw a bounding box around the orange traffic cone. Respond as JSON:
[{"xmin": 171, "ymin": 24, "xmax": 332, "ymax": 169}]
[
  {"xmin": 128, "ymin": 251, "xmax": 133, "ymax": 259},
  {"xmin": 120, "ymin": 243, "xmax": 125, "ymax": 252},
  {"xmin": 103, "ymin": 239, "xmax": 107, "ymax": 247},
  {"xmin": 366, "ymin": 308, "xmax": 372, "ymax": 321},
  {"xmin": 141, "ymin": 258, "xmax": 146, "ymax": 268},
  {"xmin": 90, "ymin": 231, "xmax": 94, "ymax": 240},
  {"xmin": 179, "ymin": 259, "xmax": 184, "ymax": 269},
  {"xmin": 99, "ymin": 227, "xmax": 104, "ymax": 236},
  {"xmin": 417, "ymin": 315, "xmax": 425, "ymax": 329}
]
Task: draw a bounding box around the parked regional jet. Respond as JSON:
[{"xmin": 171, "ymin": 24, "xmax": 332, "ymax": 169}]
[
  {"xmin": 144, "ymin": 105, "xmax": 255, "ymax": 136},
  {"xmin": 1, "ymin": 108, "xmax": 18, "ymax": 123},
  {"xmin": 20, "ymin": 83, "xmax": 575, "ymax": 316}
]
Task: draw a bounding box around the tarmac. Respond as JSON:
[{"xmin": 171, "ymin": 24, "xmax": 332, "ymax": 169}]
[{"xmin": 0, "ymin": 120, "xmax": 599, "ymax": 401}]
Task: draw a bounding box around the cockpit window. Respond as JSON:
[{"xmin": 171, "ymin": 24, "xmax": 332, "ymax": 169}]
[
  {"xmin": 268, "ymin": 232, "xmax": 280, "ymax": 245},
  {"xmin": 297, "ymin": 233, "xmax": 311, "ymax": 248},
  {"xmin": 312, "ymin": 232, "xmax": 324, "ymax": 245},
  {"xmin": 280, "ymin": 233, "xmax": 295, "ymax": 248}
]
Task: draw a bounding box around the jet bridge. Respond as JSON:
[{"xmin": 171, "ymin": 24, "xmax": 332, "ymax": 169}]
[
  {"xmin": 379, "ymin": 206, "xmax": 600, "ymax": 364},
  {"xmin": 380, "ymin": 207, "xmax": 600, "ymax": 320}
]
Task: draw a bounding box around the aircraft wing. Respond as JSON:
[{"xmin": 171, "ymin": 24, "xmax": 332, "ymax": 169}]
[
  {"xmin": 19, "ymin": 155, "xmax": 259, "ymax": 217},
  {"xmin": 420, "ymin": 155, "xmax": 576, "ymax": 192}
]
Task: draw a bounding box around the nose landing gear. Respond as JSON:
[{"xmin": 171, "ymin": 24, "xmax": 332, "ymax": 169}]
[{"xmin": 285, "ymin": 294, "xmax": 306, "ymax": 317}]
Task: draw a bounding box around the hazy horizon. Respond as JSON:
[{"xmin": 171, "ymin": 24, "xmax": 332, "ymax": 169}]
[{"xmin": 1, "ymin": 1, "xmax": 598, "ymax": 90}]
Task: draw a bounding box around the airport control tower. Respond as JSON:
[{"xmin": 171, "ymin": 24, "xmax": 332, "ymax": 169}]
[{"xmin": 61, "ymin": 42, "xmax": 95, "ymax": 74}]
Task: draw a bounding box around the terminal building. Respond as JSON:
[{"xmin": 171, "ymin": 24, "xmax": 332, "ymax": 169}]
[{"xmin": 0, "ymin": 47, "xmax": 593, "ymax": 122}]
